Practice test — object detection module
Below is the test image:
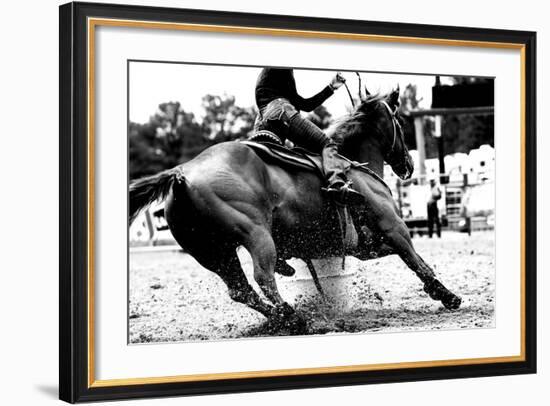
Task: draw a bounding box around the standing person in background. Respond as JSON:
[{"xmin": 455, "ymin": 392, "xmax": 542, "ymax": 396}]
[{"xmin": 427, "ymin": 178, "xmax": 442, "ymax": 238}]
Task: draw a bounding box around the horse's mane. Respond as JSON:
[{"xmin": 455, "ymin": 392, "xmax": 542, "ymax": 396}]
[{"xmin": 328, "ymin": 93, "xmax": 389, "ymax": 147}]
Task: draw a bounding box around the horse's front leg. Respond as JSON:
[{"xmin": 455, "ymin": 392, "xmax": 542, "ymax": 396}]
[
  {"xmin": 377, "ymin": 218, "xmax": 462, "ymax": 310},
  {"xmin": 354, "ymin": 224, "xmax": 396, "ymax": 260},
  {"xmin": 356, "ymin": 233, "xmax": 394, "ymax": 260}
]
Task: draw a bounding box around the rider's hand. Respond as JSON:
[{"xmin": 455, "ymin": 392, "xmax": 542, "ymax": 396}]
[{"xmin": 329, "ymin": 72, "xmax": 346, "ymax": 90}]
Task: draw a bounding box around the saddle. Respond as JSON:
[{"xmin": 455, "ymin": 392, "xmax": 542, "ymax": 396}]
[
  {"xmin": 241, "ymin": 138, "xmax": 323, "ymax": 174},
  {"xmin": 242, "ymin": 134, "xmax": 361, "ymax": 265},
  {"xmin": 244, "ymin": 131, "xmax": 391, "ymax": 192}
]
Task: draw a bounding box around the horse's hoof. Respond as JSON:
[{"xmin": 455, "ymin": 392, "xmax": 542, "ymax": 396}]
[
  {"xmin": 273, "ymin": 302, "xmax": 295, "ymax": 319},
  {"xmin": 443, "ymin": 294, "xmax": 462, "ymax": 310},
  {"xmin": 423, "ymin": 279, "xmax": 445, "ymax": 301},
  {"xmin": 424, "ymin": 279, "xmax": 461, "ymax": 310},
  {"xmin": 275, "ymin": 262, "xmax": 296, "ymax": 277},
  {"xmin": 269, "ymin": 304, "xmax": 308, "ymax": 334},
  {"xmin": 284, "ymin": 313, "xmax": 308, "ymax": 335}
]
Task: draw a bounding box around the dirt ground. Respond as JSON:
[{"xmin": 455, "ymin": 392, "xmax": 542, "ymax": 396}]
[{"xmin": 129, "ymin": 231, "xmax": 495, "ymax": 343}]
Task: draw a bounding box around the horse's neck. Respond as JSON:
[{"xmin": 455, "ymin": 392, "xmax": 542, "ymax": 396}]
[{"xmin": 342, "ymin": 138, "xmax": 385, "ymax": 178}]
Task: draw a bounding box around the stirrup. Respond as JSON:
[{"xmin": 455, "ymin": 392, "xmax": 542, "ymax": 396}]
[{"xmin": 322, "ymin": 182, "xmax": 364, "ymax": 206}]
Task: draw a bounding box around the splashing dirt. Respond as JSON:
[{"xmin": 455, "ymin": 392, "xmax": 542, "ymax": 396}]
[{"xmin": 129, "ymin": 231, "xmax": 494, "ymax": 344}]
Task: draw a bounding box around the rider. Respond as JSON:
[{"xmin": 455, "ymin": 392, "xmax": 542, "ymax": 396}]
[{"xmin": 253, "ymin": 68, "xmax": 363, "ymax": 205}]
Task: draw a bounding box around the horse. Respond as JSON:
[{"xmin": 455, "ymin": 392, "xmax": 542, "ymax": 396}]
[{"xmin": 129, "ymin": 89, "xmax": 462, "ymax": 332}]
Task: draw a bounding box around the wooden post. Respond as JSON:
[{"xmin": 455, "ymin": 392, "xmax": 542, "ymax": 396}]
[
  {"xmin": 414, "ymin": 116, "xmax": 427, "ymax": 184},
  {"xmin": 396, "ymin": 179, "xmax": 403, "ymax": 217},
  {"xmin": 434, "ymin": 115, "xmax": 445, "ymax": 176}
]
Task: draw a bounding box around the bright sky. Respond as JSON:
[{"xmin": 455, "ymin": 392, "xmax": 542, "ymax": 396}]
[{"xmin": 129, "ymin": 61, "xmax": 454, "ymax": 124}]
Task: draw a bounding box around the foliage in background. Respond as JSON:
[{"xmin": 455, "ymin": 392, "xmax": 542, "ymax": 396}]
[
  {"xmin": 130, "ymin": 79, "xmax": 494, "ymax": 179},
  {"xmin": 130, "ymin": 95, "xmax": 335, "ymax": 179},
  {"xmin": 201, "ymin": 94, "xmax": 256, "ymax": 143},
  {"xmin": 398, "ymin": 83, "xmax": 424, "ymax": 151},
  {"xmin": 129, "ymin": 95, "xmax": 256, "ymax": 179},
  {"xmin": 441, "ymin": 77, "xmax": 494, "ymax": 155}
]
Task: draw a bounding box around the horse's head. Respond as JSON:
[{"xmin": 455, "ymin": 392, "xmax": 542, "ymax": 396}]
[
  {"xmin": 373, "ymin": 88, "xmax": 414, "ymax": 180},
  {"xmin": 334, "ymin": 88, "xmax": 414, "ymax": 180}
]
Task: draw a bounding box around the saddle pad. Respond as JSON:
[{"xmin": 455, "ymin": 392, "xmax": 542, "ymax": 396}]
[{"xmin": 241, "ymin": 140, "xmax": 323, "ymax": 175}]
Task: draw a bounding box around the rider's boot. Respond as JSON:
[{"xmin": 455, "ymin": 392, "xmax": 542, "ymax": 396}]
[{"xmin": 321, "ymin": 142, "xmax": 364, "ymax": 206}]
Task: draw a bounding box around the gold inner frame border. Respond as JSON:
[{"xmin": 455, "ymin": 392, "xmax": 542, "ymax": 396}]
[{"xmin": 86, "ymin": 17, "xmax": 527, "ymax": 388}]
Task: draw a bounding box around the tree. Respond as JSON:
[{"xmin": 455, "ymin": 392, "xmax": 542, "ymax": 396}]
[
  {"xmin": 397, "ymin": 81, "xmax": 494, "ymax": 159},
  {"xmin": 398, "ymin": 83, "xmax": 425, "ymax": 152},
  {"xmin": 450, "ymin": 76, "xmax": 493, "ymax": 85},
  {"xmin": 441, "ymin": 114, "xmax": 494, "ymax": 154},
  {"xmin": 129, "ymin": 96, "xmax": 258, "ymax": 179},
  {"xmin": 201, "ymin": 94, "xmax": 256, "ymax": 143},
  {"xmin": 129, "ymin": 101, "xmax": 206, "ymax": 179},
  {"xmin": 399, "ymin": 83, "xmax": 422, "ymax": 112},
  {"xmin": 439, "ymin": 77, "xmax": 494, "ymax": 155}
]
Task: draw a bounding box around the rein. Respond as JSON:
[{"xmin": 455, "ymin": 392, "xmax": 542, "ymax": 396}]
[
  {"xmin": 343, "ymin": 81, "xmax": 356, "ymax": 108},
  {"xmin": 337, "ymin": 153, "xmax": 393, "ymax": 195}
]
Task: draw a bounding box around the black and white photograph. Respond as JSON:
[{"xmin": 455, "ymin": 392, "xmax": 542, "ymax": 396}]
[{"xmin": 128, "ymin": 62, "xmax": 495, "ymax": 344}]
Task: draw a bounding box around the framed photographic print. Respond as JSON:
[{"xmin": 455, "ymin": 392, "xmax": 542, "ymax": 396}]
[{"xmin": 59, "ymin": 1, "xmax": 536, "ymax": 403}]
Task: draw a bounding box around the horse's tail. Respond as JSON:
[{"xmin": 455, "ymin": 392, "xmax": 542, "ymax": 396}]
[{"xmin": 129, "ymin": 167, "xmax": 179, "ymax": 224}]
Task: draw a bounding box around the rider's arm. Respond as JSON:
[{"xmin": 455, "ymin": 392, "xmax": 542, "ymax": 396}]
[
  {"xmin": 292, "ymin": 73, "xmax": 345, "ymax": 112},
  {"xmin": 292, "ymin": 86, "xmax": 335, "ymax": 112}
]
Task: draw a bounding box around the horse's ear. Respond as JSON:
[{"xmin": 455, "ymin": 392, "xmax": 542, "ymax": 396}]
[
  {"xmin": 356, "ymin": 72, "xmax": 367, "ymax": 101},
  {"xmin": 364, "ymin": 85, "xmax": 371, "ymax": 96},
  {"xmin": 387, "ymin": 87, "xmax": 400, "ymax": 109}
]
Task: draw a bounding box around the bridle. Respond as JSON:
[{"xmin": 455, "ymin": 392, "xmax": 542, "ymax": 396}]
[
  {"xmin": 336, "ymin": 91, "xmax": 411, "ymax": 179},
  {"xmin": 341, "ymin": 75, "xmax": 408, "ymax": 172},
  {"xmin": 341, "ymin": 73, "xmax": 402, "ymax": 155},
  {"xmin": 380, "ymin": 100, "xmax": 401, "ymax": 155},
  {"xmin": 380, "ymin": 99, "xmax": 411, "ymax": 179}
]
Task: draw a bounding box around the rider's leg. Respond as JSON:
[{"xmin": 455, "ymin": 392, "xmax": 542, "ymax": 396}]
[
  {"xmin": 435, "ymin": 207, "xmax": 442, "ymax": 238},
  {"xmin": 258, "ymin": 98, "xmax": 362, "ymax": 204},
  {"xmin": 320, "ymin": 142, "xmax": 364, "ymax": 205},
  {"xmin": 427, "ymin": 203, "xmax": 434, "ymax": 238},
  {"xmin": 284, "ymin": 109, "xmax": 364, "ymax": 205}
]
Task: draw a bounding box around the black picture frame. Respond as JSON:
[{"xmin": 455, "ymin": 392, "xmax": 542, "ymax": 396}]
[{"xmin": 59, "ymin": 1, "xmax": 537, "ymax": 403}]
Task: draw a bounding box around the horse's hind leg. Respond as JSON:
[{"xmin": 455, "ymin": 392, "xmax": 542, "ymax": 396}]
[
  {"xmin": 187, "ymin": 246, "xmax": 275, "ymax": 319},
  {"xmin": 216, "ymin": 253, "xmax": 276, "ymax": 318},
  {"xmin": 243, "ymin": 226, "xmax": 306, "ymax": 330},
  {"xmin": 243, "ymin": 226, "xmax": 283, "ymax": 305},
  {"xmin": 382, "ymin": 222, "xmax": 462, "ymax": 310}
]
